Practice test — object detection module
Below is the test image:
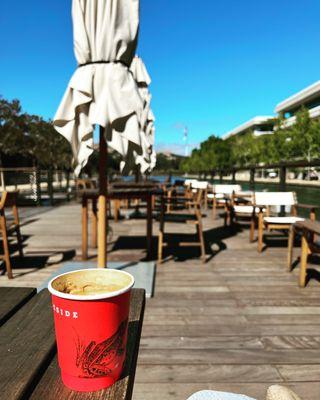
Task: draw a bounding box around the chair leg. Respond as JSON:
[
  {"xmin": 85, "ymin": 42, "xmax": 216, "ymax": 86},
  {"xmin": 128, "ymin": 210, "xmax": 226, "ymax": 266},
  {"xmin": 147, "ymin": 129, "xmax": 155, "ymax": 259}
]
[
  {"xmin": 158, "ymin": 230, "xmax": 164, "ymax": 264},
  {"xmin": 212, "ymin": 198, "xmax": 216, "ymax": 219},
  {"xmin": 249, "ymin": 217, "xmax": 255, "ymax": 243},
  {"xmin": 195, "ymin": 207, "xmax": 206, "ymax": 262},
  {"xmin": 0, "ymin": 214, "xmax": 13, "ymax": 279},
  {"xmin": 299, "ymin": 232, "xmax": 309, "ymax": 288},
  {"xmin": 16, "ymin": 226, "xmax": 24, "ymax": 258},
  {"xmin": 225, "ymin": 206, "xmax": 231, "ymax": 226},
  {"xmin": 287, "ymin": 226, "xmax": 295, "ymax": 271},
  {"xmin": 258, "ymin": 212, "xmax": 264, "ymax": 253},
  {"xmin": 196, "ymin": 223, "xmax": 206, "ymax": 263},
  {"xmin": 113, "ymin": 200, "xmax": 120, "ymax": 223}
]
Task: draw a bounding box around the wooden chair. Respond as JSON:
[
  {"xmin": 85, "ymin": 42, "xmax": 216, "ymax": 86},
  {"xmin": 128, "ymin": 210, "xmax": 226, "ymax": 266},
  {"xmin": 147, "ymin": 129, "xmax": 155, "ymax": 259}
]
[
  {"xmin": 208, "ymin": 184, "xmax": 242, "ymax": 219},
  {"xmin": 76, "ymin": 178, "xmax": 96, "ymax": 196},
  {"xmin": 158, "ymin": 190, "xmax": 206, "ymax": 264},
  {"xmin": 0, "ymin": 191, "xmax": 24, "ymax": 279},
  {"xmin": 287, "ymin": 207, "xmax": 319, "ymax": 276},
  {"xmin": 293, "ymin": 220, "xmax": 320, "ymax": 287},
  {"xmin": 255, "ymin": 192, "xmax": 312, "ymax": 253},
  {"xmin": 227, "ymin": 191, "xmax": 260, "ymax": 242},
  {"xmin": 191, "ymin": 181, "xmax": 209, "ymax": 208}
]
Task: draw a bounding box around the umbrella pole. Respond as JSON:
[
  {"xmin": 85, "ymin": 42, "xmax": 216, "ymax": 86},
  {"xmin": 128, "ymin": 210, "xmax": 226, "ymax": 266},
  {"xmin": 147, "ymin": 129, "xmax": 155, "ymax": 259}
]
[{"xmin": 97, "ymin": 125, "xmax": 107, "ymax": 268}]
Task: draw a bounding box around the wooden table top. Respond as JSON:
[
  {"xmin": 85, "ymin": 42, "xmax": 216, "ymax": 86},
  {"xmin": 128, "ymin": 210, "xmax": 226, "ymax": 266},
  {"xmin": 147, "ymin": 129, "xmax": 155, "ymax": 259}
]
[
  {"xmin": 0, "ymin": 287, "xmax": 145, "ymax": 400},
  {"xmin": 81, "ymin": 187, "xmax": 162, "ymax": 200},
  {"xmin": 112, "ymin": 181, "xmax": 159, "ymax": 189},
  {"xmin": 295, "ymin": 219, "xmax": 320, "ymax": 235}
]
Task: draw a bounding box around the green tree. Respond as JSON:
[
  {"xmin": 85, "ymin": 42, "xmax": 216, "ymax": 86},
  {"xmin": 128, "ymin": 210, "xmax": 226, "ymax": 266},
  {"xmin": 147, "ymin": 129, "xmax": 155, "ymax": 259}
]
[
  {"xmin": 0, "ymin": 96, "xmax": 72, "ymax": 170},
  {"xmin": 288, "ymin": 108, "xmax": 320, "ymax": 162}
]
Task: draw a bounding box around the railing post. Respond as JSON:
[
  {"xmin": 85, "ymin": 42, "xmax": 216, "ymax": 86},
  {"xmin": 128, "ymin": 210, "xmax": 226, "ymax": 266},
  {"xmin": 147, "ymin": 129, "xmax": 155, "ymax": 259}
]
[
  {"xmin": 219, "ymin": 171, "xmax": 223, "ymax": 183},
  {"xmin": 279, "ymin": 165, "xmax": 287, "ymax": 216},
  {"xmin": 279, "ymin": 165, "xmax": 286, "ymax": 192},
  {"xmin": 0, "ymin": 169, "xmax": 5, "ymax": 191},
  {"xmin": 250, "ymin": 168, "xmax": 255, "ymax": 191},
  {"xmin": 35, "ymin": 167, "xmax": 41, "ymax": 206},
  {"xmin": 47, "ymin": 168, "xmax": 54, "ymax": 206},
  {"xmin": 66, "ymin": 171, "xmax": 71, "ymax": 201},
  {"xmin": 232, "ymin": 169, "xmax": 236, "ymax": 184}
]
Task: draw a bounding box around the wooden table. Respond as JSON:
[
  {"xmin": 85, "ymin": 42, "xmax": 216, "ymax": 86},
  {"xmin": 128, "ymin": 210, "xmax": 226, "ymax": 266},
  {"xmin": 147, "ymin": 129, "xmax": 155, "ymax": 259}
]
[
  {"xmin": 81, "ymin": 188, "xmax": 162, "ymax": 260},
  {"xmin": 0, "ymin": 287, "xmax": 145, "ymax": 400},
  {"xmin": 291, "ymin": 220, "xmax": 320, "ymax": 287}
]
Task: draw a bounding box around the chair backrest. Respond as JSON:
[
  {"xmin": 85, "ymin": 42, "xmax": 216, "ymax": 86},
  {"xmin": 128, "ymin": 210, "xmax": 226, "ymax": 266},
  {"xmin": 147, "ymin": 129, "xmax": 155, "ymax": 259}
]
[
  {"xmin": 191, "ymin": 181, "xmax": 208, "ymax": 189},
  {"xmin": 254, "ymin": 192, "xmax": 296, "ymax": 206},
  {"xmin": 184, "ymin": 179, "xmax": 198, "ymax": 187},
  {"xmin": 76, "ymin": 178, "xmax": 96, "ymax": 191},
  {"xmin": 214, "ymin": 184, "xmax": 242, "ymax": 195}
]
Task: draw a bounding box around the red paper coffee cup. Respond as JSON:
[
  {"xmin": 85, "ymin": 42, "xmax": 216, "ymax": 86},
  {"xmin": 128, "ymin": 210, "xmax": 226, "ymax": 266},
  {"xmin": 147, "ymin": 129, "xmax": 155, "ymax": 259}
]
[{"xmin": 48, "ymin": 268, "xmax": 134, "ymax": 392}]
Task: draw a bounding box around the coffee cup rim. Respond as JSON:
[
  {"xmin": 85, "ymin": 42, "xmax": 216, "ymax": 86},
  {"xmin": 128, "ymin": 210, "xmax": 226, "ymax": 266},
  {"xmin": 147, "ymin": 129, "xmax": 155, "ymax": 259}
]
[{"xmin": 48, "ymin": 268, "xmax": 135, "ymax": 301}]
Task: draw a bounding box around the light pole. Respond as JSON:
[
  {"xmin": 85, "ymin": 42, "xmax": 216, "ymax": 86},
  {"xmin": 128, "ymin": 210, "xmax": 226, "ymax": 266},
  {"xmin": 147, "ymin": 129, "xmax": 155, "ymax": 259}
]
[{"xmin": 183, "ymin": 126, "xmax": 189, "ymax": 157}]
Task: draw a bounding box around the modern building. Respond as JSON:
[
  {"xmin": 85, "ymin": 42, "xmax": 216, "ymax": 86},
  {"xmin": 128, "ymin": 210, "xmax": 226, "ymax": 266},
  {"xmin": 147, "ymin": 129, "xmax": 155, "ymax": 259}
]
[
  {"xmin": 275, "ymin": 80, "xmax": 320, "ymax": 127},
  {"xmin": 222, "ymin": 116, "xmax": 275, "ymax": 140},
  {"xmin": 222, "ymin": 80, "xmax": 320, "ymax": 139}
]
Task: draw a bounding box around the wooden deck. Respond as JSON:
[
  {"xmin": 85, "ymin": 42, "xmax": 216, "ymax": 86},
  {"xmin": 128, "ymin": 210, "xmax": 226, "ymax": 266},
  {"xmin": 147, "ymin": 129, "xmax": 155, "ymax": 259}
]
[{"xmin": 1, "ymin": 201, "xmax": 320, "ymax": 399}]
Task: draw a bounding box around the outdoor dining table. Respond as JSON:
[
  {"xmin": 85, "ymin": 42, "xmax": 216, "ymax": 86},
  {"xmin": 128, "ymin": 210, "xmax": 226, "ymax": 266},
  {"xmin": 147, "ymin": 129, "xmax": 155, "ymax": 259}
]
[
  {"xmin": 81, "ymin": 187, "xmax": 163, "ymax": 260},
  {"xmin": 0, "ymin": 286, "xmax": 145, "ymax": 400},
  {"xmin": 291, "ymin": 219, "xmax": 320, "ymax": 287}
]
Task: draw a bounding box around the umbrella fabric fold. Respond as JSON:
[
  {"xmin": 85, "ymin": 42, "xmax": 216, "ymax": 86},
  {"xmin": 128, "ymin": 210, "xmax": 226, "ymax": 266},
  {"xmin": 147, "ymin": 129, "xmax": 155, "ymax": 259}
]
[
  {"xmin": 53, "ymin": 0, "xmax": 143, "ymax": 175},
  {"xmin": 126, "ymin": 56, "xmax": 156, "ymax": 174}
]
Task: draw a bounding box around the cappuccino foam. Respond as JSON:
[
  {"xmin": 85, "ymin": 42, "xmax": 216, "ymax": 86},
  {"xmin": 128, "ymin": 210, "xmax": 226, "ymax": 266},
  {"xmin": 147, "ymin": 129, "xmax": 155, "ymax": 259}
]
[{"xmin": 52, "ymin": 269, "xmax": 132, "ymax": 297}]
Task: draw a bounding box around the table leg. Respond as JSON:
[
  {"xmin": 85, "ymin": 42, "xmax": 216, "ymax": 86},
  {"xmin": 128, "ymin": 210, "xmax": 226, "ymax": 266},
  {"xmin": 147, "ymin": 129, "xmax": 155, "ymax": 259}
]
[
  {"xmin": 146, "ymin": 195, "xmax": 153, "ymax": 258},
  {"xmin": 287, "ymin": 225, "xmax": 295, "ymax": 271},
  {"xmin": 91, "ymin": 198, "xmax": 97, "ymax": 248},
  {"xmin": 113, "ymin": 200, "xmax": 120, "ymax": 223},
  {"xmin": 82, "ymin": 197, "xmax": 88, "ymax": 260},
  {"xmin": 299, "ymin": 231, "xmax": 309, "ymax": 288},
  {"xmin": 249, "ymin": 216, "xmax": 255, "ymax": 243},
  {"xmin": 258, "ymin": 212, "xmax": 264, "ymax": 253}
]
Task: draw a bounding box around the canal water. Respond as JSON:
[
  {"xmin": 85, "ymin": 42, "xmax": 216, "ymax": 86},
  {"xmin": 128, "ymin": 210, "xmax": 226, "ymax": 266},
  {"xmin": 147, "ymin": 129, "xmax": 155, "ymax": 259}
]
[
  {"xmin": 239, "ymin": 182, "xmax": 320, "ymax": 214},
  {"xmin": 150, "ymin": 175, "xmax": 320, "ymax": 218},
  {"xmin": 127, "ymin": 175, "xmax": 320, "ymax": 218}
]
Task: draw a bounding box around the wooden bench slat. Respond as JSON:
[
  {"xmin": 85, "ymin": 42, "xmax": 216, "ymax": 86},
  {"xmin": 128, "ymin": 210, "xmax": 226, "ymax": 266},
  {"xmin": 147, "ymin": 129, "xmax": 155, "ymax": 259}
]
[
  {"xmin": 0, "ymin": 287, "xmax": 36, "ymax": 327},
  {"xmin": 29, "ymin": 289, "xmax": 145, "ymax": 400},
  {"xmin": 0, "ymin": 289, "xmax": 55, "ymax": 400}
]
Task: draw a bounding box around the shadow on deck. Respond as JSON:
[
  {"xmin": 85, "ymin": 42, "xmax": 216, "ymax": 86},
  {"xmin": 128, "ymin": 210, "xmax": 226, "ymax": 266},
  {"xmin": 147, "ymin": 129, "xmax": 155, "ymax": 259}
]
[{"xmin": 1, "ymin": 202, "xmax": 320, "ymax": 399}]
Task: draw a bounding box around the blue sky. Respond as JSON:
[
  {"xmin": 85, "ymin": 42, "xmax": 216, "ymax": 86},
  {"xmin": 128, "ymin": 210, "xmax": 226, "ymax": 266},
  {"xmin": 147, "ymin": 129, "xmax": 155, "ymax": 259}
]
[{"xmin": 1, "ymin": 0, "xmax": 320, "ymax": 154}]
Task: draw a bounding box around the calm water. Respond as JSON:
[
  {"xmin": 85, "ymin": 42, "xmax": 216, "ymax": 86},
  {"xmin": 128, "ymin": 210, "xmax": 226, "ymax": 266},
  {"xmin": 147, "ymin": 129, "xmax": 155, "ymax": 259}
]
[{"xmin": 241, "ymin": 182, "xmax": 320, "ymax": 206}]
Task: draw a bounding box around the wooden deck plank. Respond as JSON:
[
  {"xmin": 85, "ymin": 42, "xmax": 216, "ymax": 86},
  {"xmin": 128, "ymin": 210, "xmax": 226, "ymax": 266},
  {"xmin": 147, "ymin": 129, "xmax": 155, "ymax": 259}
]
[
  {"xmin": 132, "ymin": 382, "xmax": 320, "ymax": 400},
  {"xmin": 0, "ymin": 287, "xmax": 36, "ymax": 326},
  {"xmin": 135, "ymin": 364, "xmax": 282, "ymax": 383},
  {"xmin": 29, "ymin": 289, "xmax": 146, "ymax": 400},
  {"xmin": 0, "ymin": 290, "xmax": 55, "ymax": 400},
  {"xmin": 1, "ymin": 203, "xmax": 320, "ymax": 399},
  {"xmin": 140, "ymin": 336, "xmax": 264, "ymax": 350}
]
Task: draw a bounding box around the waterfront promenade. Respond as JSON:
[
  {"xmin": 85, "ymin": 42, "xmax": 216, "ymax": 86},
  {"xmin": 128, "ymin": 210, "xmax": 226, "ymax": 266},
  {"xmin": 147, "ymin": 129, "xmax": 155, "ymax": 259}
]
[{"xmin": 1, "ymin": 202, "xmax": 320, "ymax": 399}]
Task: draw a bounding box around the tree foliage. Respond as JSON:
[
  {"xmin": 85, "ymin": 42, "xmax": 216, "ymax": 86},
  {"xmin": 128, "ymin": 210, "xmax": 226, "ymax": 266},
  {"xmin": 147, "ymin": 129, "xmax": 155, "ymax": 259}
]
[
  {"xmin": 180, "ymin": 108, "xmax": 320, "ymax": 173},
  {"xmin": 0, "ymin": 96, "xmax": 72, "ymax": 169}
]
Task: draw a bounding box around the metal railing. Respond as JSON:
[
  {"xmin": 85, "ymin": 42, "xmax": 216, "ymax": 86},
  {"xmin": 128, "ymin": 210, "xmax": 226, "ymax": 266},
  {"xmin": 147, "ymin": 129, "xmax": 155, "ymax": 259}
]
[
  {"xmin": 211, "ymin": 159, "xmax": 320, "ymax": 191},
  {"xmin": 0, "ymin": 168, "xmax": 76, "ymax": 205}
]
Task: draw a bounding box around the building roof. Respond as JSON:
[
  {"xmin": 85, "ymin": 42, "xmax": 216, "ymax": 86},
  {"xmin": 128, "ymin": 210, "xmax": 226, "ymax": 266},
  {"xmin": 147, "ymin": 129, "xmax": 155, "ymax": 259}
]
[
  {"xmin": 222, "ymin": 116, "xmax": 275, "ymax": 139},
  {"xmin": 275, "ymin": 80, "xmax": 320, "ymax": 113}
]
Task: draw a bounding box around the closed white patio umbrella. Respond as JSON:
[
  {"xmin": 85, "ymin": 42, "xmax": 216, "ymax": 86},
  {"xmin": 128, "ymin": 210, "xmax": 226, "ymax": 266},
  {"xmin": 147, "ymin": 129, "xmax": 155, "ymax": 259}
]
[
  {"xmin": 112, "ymin": 55, "xmax": 156, "ymax": 176},
  {"xmin": 127, "ymin": 55, "xmax": 156, "ymax": 174},
  {"xmin": 53, "ymin": 0, "xmax": 144, "ymax": 267}
]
